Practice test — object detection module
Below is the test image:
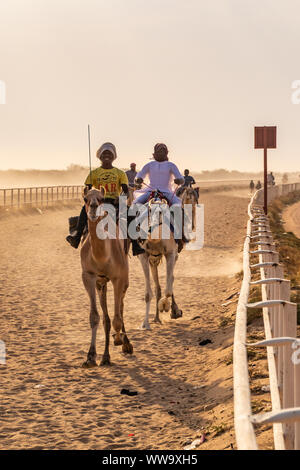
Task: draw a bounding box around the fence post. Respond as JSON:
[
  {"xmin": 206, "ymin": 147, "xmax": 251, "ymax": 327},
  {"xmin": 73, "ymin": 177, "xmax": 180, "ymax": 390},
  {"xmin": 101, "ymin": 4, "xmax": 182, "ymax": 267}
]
[
  {"xmin": 282, "ymin": 302, "xmax": 297, "ymax": 449},
  {"xmin": 295, "ymin": 346, "xmax": 300, "ymax": 449},
  {"xmin": 277, "ymin": 281, "xmax": 290, "ymax": 397}
]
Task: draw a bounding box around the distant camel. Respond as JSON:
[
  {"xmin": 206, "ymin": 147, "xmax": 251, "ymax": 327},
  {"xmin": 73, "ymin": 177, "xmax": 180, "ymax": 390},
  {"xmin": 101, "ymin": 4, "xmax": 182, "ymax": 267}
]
[
  {"xmin": 180, "ymin": 186, "xmax": 198, "ymax": 230},
  {"xmin": 80, "ymin": 188, "xmax": 133, "ymax": 367},
  {"xmin": 136, "ymin": 198, "xmax": 183, "ymax": 329}
]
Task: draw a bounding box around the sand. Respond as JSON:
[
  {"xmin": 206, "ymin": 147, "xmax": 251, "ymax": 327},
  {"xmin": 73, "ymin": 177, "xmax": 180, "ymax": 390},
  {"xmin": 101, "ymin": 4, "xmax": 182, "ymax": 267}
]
[{"xmin": 0, "ymin": 187, "xmax": 271, "ymax": 450}]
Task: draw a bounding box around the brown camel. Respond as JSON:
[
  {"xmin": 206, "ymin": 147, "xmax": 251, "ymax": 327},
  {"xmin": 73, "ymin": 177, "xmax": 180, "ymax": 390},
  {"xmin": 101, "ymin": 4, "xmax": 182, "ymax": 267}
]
[
  {"xmin": 80, "ymin": 188, "xmax": 133, "ymax": 367},
  {"xmin": 180, "ymin": 186, "xmax": 198, "ymax": 230},
  {"xmin": 136, "ymin": 200, "xmax": 183, "ymax": 329}
]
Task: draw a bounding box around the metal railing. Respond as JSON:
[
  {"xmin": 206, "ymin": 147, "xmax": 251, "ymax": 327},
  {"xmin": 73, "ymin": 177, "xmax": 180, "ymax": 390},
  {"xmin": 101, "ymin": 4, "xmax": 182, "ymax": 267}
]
[
  {"xmin": 234, "ymin": 183, "xmax": 300, "ymax": 450},
  {"xmin": 0, "ymin": 185, "xmax": 84, "ymax": 208}
]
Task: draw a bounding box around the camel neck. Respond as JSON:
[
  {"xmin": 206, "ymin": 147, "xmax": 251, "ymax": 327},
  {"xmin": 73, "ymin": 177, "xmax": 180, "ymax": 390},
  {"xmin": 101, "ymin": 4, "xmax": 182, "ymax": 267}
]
[{"xmin": 88, "ymin": 220, "xmax": 110, "ymax": 258}]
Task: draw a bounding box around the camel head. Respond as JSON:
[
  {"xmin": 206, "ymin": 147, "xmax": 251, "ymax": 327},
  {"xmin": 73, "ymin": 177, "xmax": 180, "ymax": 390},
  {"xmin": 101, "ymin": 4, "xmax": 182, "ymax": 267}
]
[
  {"xmin": 84, "ymin": 188, "xmax": 107, "ymax": 222},
  {"xmin": 182, "ymin": 187, "xmax": 196, "ymax": 204}
]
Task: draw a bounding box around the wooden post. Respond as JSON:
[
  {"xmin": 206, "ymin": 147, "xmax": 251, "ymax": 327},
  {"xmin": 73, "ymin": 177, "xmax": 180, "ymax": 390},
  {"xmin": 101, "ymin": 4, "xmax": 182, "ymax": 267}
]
[
  {"xmin": 3, "ymin": 189, "xmax": 6, "ymax": 207},
  {"xmin": 264, "ymin": 127, "xmax": 268, "ymax": 215},
  {"xmin": 17, "ymin": 188, "xmax": 20, "ymax": 208}
]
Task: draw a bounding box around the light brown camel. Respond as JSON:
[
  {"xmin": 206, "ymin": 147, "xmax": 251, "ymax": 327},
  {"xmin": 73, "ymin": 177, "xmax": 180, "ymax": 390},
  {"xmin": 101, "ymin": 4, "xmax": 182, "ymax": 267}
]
[
  {"xmin": 136, "ymin": 200, "xmax": 183, "ymax": 329},
  {"xmin": 180, "ymin": 186, "xmax": 198, "ymax": 230},
  {"xmin": 80, "ymin": 188, "xmax": 133, "ymax": 367}
]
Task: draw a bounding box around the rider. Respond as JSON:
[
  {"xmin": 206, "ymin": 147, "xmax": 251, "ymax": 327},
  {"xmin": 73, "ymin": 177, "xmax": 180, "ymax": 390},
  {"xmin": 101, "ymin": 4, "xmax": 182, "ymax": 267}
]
[
  {"xmin": 134, "ymin": 143, "xmax": 183, "ymax": 205},
  {"xmin": 126, "ymin": 163, "xmax": 137, "ymax": 188},
  {"xmin": 177, "ymin": 169, "xmax": 198, "ymax": 198},
  {"xmin": 134, "ymin": 143, "xmax": 188, "ymax": 253},
  {"xmin": 183, "ymin": 169, "xmax": 196, "ymax": 187},
  {"xmin": 66, "ymin": 142, "xmax": 129, "ymax": 249}
]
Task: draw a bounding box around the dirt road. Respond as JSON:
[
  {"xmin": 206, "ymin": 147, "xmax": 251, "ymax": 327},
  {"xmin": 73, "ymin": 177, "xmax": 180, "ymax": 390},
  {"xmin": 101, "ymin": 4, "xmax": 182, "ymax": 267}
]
[{"xmin": 0, "ymin": 188, "xmax": 253, "ymax": 450}]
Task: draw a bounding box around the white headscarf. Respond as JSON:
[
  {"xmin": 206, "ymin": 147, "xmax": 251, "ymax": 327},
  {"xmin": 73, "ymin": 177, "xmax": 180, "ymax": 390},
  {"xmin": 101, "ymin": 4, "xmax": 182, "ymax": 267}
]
[{"xmin": 96, "ymin": 142, "xmax": 117, "ymax": 160}]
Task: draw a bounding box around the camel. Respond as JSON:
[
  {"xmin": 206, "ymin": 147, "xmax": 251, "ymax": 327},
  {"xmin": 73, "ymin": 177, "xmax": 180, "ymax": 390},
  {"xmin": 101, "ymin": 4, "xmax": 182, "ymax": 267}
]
[
  {"xmin": 180, "ymin": 186, "xmax": 198, "ymax": 230},
  {"xmin": 80, "ymin": 188, "xmax": 133, "ymax": 367},
  {"xmin": 134, "ymin": 198, "xmax": 183, "ymax": 329}
]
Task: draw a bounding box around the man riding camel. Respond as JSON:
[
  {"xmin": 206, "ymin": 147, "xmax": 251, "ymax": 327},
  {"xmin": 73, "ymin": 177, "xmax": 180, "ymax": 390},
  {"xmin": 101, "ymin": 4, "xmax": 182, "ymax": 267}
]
[
  {"xmin": 126, "ymin": 163, "xmax": 137, "ymax": 188},
  {"xmin": 134, "ymin": 143, "xmax": 183, "ymax": 205},
  {"xmin": 176, "ymin": 169, "xmax": 198, "ymax": 199},
  {"xmin": 133, "ymin": 143, "xmax": 188, "ymax": 253},
  {"xmin": 66, "ymin": 142, "xmax": 128, "ymax": 249}
]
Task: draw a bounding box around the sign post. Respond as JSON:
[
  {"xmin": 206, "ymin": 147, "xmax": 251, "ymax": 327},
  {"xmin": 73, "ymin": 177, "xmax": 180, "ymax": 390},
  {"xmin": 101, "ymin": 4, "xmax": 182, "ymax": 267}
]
[{"xmin": 254, "ymin": 126, "xmax": 277, "ymax": 214}]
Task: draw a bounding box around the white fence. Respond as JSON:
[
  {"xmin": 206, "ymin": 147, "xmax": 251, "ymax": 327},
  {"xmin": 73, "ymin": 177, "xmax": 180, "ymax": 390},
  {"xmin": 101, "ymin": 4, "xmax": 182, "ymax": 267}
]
[
  {"xmin": 0, "ymin": 185, "xmax": 83, "ymax": 208},
  {"xmin": 234, "ymin": 183, "xmax": 300, "ymax": 450}
]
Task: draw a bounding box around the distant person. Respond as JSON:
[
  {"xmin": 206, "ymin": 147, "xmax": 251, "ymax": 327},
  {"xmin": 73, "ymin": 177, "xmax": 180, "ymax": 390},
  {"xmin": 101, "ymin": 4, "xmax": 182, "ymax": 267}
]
[
  {"xmin": 249, "ymin": 180, "xmax": 255, "ymax": 193},
  {"xmin": 126, "ymin": 163, "xmax": 137, "ymax": 188},
  {"xmin": 183, "ymin": 169, "xmax": 196, "ymax": 187},
  {"xmin": 256, "ymin": 180, "xmax": 262, "ymax": 190},
  {"xmin": 271, "ymin": 172, "xmax": 275, "ymax": 185},
  {"xmin": 267, "ymin": 172, "xmax": 275, "ymax": 186},
  {"xmin": 177, "ymin": 169, "xmax": 196, "ymax": 196}
]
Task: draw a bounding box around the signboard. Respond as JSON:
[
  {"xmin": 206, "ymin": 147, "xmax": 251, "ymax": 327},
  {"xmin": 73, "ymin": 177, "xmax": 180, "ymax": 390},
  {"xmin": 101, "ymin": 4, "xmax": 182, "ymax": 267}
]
[{"xmin": 254, "ymin": 126, "xmax": 277, "ymax": 149}]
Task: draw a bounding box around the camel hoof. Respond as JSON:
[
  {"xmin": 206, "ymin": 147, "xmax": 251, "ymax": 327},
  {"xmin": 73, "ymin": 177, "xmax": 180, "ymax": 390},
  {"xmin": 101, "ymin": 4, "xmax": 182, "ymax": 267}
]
[
  {"xmin": 154, "ymin": 316, "xmax": 162, "ymax": 324},
  {"xmin": 100, "ymin": 355, "xmax": 111, "ymax": 366},
  {"xmin": 112, "ymin": 333, "xmax": 123, "ymax": 346},
  {"xmin": 170, "ymin": 309, "xmax": 183, "ymax": 319},
  {"xmin": 158, "ymin": 297, "xmax": 170, "ymax": 312},
  {"xmin": 82, "ymin": 359, "xmax": 98, "ymax": 368},
  {"xmin": 122, "ymin": 342, "xmax": 133, "ymax": 355},
  {"xmin": 140, "ymin": 321, "xmax": 151, "ymax": 330}
]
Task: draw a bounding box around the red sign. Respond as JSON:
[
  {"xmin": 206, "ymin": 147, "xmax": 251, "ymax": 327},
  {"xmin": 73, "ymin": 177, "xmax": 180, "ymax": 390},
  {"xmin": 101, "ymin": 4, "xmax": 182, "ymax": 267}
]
[{"xmin": 254, "ymin": 126, "xmax": 277, "ymax": 149}]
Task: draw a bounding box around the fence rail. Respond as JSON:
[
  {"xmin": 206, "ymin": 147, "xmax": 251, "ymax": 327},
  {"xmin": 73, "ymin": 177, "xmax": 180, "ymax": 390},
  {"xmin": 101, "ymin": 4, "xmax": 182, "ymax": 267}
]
[
  {"xmin": 0, "ymin": 185, "xmax": 84, "ymax": 208},
  {"xmin": 234, "ymin": 183, "xmax": 300, "ymax": 450}
]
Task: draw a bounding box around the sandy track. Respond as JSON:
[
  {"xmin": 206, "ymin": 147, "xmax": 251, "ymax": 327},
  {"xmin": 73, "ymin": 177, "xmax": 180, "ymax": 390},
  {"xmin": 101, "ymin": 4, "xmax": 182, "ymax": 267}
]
[{"xmin": 0, "ymin": 189, "xmax": 250, "ymax": 450}]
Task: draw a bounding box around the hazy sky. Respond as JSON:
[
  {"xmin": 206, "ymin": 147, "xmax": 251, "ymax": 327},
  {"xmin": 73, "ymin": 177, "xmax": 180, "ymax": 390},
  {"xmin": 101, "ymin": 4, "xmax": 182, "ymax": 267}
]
[{"xmin": 1, "ymin": 0, "xmax": 300, "ymax": 172}]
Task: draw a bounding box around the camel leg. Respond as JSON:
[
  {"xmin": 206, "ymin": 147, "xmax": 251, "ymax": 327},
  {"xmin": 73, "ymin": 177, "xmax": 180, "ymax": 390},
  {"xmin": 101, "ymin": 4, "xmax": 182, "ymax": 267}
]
[
  {"xmin": 82, "ymin": 271, "xmax": 99, "ymax": 368},
  {"xmin": 171, "ymin": 294, "xmax": 183, "ymax": 319},
  {"xmin": 138, "ymin": 253, "xmax": 153, "ymax": 329},
  {"xmin": 119, "ymin": 283, "xmax": 133, "ymax": 354},
  {"xmin": 97, "ymin": 282, "xmax": 111, "ymax": 366},
  {"xmin": 158, "ymin": 252, "xmax": 176, "ymax": 314},
  {"xmin": 111, "ymin": 279, "xmax": 133, "ymax": 354},
  {"xmin": 192, "ymin": 204, "xmax": 196, "ymax": 231},
  {"xmin": 150, "ymin": 263, "xmax": 162, "ymax": 323}
]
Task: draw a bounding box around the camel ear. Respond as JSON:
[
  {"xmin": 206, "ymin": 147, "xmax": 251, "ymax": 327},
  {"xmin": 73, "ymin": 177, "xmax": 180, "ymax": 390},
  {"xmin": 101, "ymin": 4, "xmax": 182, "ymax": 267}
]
[
  {"xmin": 99, "ymin": 186, "xmax": 106, "ymax": 198},
  {"xmin": 83, "ymin": 185, "xmax": 91, "ymax": 196}
]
